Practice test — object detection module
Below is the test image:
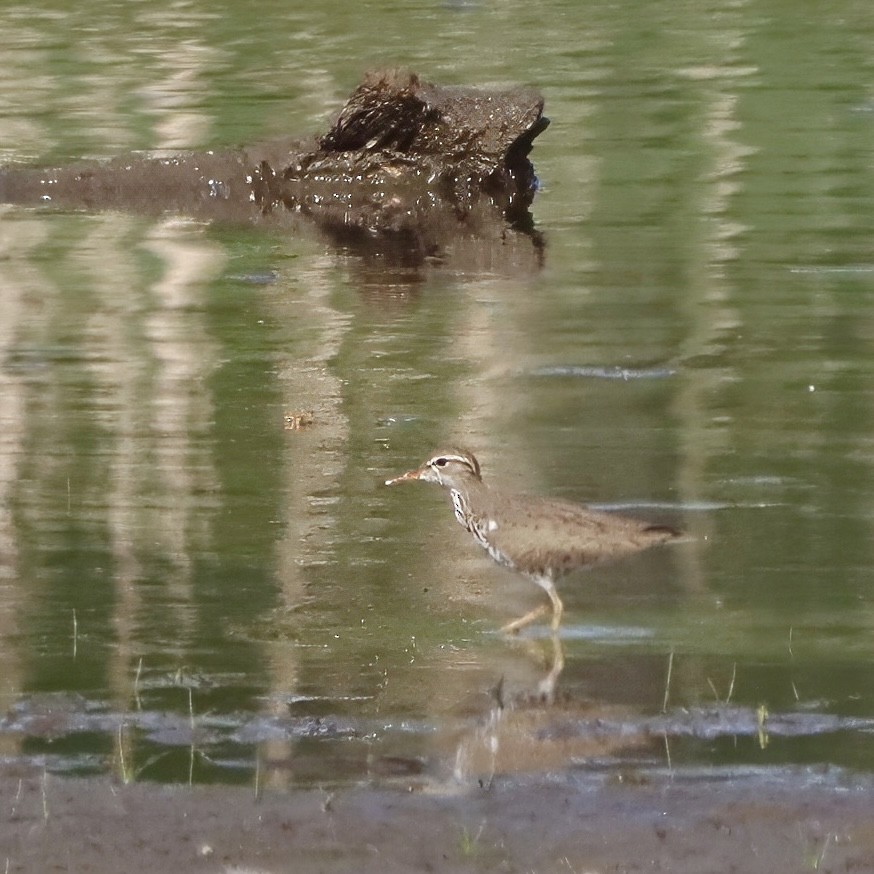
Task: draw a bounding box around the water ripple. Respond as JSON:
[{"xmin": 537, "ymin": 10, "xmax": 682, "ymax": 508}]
[{"xmin": 529, "ymin": 365, "xmax": 677, "ymax": 380}]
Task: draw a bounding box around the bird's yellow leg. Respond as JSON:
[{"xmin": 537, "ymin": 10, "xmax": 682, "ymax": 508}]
[
  {"xmin": 501, "ymin": 576, "xmax": 564, "ymax": 634},
  {"xmin": 547, "ymin": 588, "xmax": 564, "ymax": 631},
  {"xmin": 536, "ymin": 575, "xmax": 564, "ymax": 631},
  {"xmin": 501, "ymin": 604, "xmax": 548, "ymax": 634}
]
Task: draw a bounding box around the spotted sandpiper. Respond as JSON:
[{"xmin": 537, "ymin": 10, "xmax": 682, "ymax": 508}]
[{"xmin": 385, "ymin": 448, "xmax": 681, "ymax": 632}]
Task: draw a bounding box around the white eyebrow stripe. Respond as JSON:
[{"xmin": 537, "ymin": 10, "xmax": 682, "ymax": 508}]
[{"xmin": 430, "ymin": 454, "xmax": 470, "ymax": 466}]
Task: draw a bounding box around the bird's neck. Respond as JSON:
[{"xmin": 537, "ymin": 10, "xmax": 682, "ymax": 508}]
[{"xmin": 445, "ymin": 477, "xmax": 491, "ymax": 529}]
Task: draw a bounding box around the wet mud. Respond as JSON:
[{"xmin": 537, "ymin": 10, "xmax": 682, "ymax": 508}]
[{"xmin": 3, "ymin": 764, "xmax": 873, "ymax": 873}]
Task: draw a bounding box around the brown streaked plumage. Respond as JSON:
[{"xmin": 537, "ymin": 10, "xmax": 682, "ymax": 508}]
[{"xmin": 385, "ymin": 448, "xmax": 681, "ymax": 632}]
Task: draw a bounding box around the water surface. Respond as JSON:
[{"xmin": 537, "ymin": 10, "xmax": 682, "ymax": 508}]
[{"xmin": 1, "ymin": 0, "xmax": 874, "ymax": 788}]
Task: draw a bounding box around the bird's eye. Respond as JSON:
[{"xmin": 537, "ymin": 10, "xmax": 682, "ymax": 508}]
[{"xmin": 434, "ymin": 457, "xmax": 448, "ymax": 467}]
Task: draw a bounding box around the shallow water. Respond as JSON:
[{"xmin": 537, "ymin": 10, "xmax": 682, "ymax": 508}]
[{"xmin": 1, "ymin": 0, "xmax": 874, "ymax": 788}]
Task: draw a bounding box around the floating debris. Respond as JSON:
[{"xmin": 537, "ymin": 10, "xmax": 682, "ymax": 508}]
[
  {"xmin": 284, "ymin": 410, "xmax": 315, "ymax": 431},
  {"xmin": 377, "ymin": 414, "xmax": 420, "ymax": 427}
]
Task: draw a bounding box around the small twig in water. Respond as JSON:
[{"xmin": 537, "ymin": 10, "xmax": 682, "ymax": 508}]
[
  {"xmin": 788, "ymin": 627, "xmax": 801, "ymax": 700},
  {"xmin": 706, "ymin": 677, "xmax": 720, "ymax": 702},
  {"xmin": 134, "ymin": 657, "xmax": 143, "ymax": 711},
  {"xmin": 663, "ymin": 730, "xmax": 672, "ymax": 777},
  {"xmin": 41, "ymin": 770, "xmax": 49, "ymax": 823},
  {"xmin": 707, "ymin": 663, "xmax": 737, "ymax": 704},
  {"xmin": 756, "ymin": 704, "xmax": 769, "ymax": 749},
  {"xmin": 9, "ymin": 779, "xmax": 22, "ymax": 818},
  {"xmin": 815, "ymin": 833, "xmax": 832, "ymax": 870},
  {"xmin": 726, "ymin": 662, "xmax": 736, "ymax": 703},
  {"xmin": 188, "ymin": 687, "xmax": 197, "ymax": 785},
  {"xmin": 662, "ymin": 649, "xmax": 674, "ymax": 713},
  {"xmin": 117, "ymin": 724, "xmax": 129, "ymax": 784}
]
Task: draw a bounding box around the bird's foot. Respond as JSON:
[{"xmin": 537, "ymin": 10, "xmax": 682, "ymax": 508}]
[{"xmin": 501, "ymin": 604, "xmax": 549, "ymax": 634}]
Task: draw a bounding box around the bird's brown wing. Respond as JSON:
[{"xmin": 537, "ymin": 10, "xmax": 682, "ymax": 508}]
[{"xmin": 486, "ymin": 493, "xmax": 679, "ymax": 578}]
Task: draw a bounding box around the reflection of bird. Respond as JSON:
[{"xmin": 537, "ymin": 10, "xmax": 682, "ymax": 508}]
[{"xmin": 386, "ymin": 448, "xmax": 681, "ymax": 632}]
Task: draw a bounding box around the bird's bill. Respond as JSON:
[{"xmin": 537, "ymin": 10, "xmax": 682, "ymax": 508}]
[{"xmin": 384, "ymin": 466, "xmax": 423, "ymax": 486}]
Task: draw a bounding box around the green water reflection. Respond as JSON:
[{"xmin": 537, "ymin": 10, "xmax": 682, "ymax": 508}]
[{"xmin": 1, "ymin": 0, "xmax": 874, "ymax": 786}]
